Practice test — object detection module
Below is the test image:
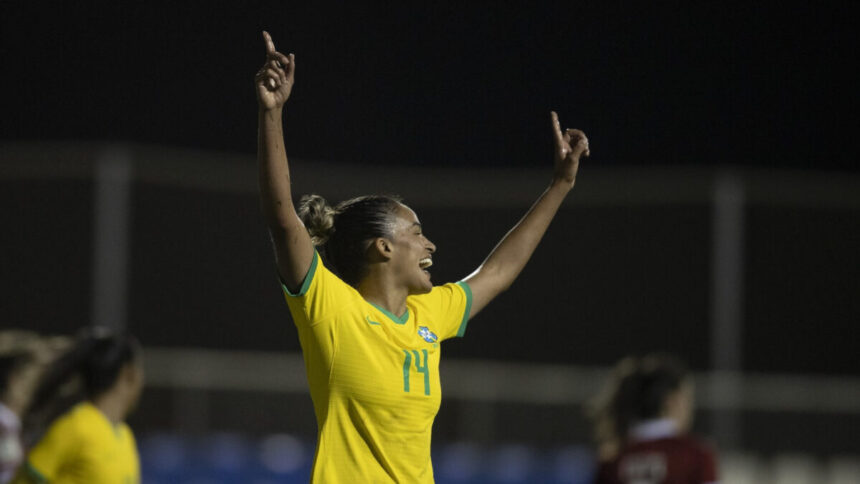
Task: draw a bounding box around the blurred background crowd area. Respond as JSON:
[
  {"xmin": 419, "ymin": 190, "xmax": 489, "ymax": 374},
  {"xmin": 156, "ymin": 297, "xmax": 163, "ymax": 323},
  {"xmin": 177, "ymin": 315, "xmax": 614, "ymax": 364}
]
[{"xmin": 2, "ymin": 143, "xmax": 858, "ymax": 483}]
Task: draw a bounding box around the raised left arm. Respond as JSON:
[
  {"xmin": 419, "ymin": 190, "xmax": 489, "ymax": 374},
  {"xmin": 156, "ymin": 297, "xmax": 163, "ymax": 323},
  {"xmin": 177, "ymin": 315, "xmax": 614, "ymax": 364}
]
[{"xmin": 462, "ymin": 111, "xmax": 589, "ymax": 318}]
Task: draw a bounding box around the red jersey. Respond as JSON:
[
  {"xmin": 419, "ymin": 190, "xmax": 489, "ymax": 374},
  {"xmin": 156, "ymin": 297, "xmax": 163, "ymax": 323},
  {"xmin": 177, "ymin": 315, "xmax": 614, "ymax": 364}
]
[{"xmin": 594, "ymin": 419, "xmax": 718, "ymax": 484}]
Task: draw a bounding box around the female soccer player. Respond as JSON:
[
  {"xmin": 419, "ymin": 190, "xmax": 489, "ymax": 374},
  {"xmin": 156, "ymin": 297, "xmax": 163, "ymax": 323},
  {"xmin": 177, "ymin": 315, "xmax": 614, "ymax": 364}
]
[
  {"xmin": 256, "ymin": 31, "xmax": 589, "ymax": 483},
  {"xmin": 0, "ymin": 332, "xmax": 39, "ymax": 484},
  {"xmin": 12, "ymin": 328, "xmax": 143, "ymax": 484},
  {"xmin": 1, "ymin": 331, "xmax": 68, "ymax": 483},
  {"xmin": 589, "ymin": 354, "xmax": 718, "ymax": 484}
]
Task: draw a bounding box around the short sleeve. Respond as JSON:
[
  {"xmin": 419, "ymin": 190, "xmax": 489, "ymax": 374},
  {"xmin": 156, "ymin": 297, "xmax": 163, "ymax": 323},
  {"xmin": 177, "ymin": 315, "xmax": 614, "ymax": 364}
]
[
  {"xmin": 23, "ymin": 417, "xmax": 77, "ymax": 482},
  {"xmin": 281, "ymin": 251, "xmax": 360, "ymax": 327},
  {"xmin": 411, "ymin": 281, "xmax": 472, "ymax": 341}
]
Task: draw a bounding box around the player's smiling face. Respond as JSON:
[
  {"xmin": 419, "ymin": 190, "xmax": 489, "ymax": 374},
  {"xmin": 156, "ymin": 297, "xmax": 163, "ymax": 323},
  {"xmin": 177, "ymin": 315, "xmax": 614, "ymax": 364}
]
[{"xmin": 388, "ymin": 204, "xmax": 436, "ymax": 294}]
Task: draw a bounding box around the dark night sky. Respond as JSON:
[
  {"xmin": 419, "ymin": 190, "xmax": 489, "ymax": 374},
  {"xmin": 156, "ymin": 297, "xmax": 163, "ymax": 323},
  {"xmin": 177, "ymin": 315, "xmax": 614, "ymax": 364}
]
[{"xmin": 2, "ymin": 2, "xmax": 857, "ymax": 171}]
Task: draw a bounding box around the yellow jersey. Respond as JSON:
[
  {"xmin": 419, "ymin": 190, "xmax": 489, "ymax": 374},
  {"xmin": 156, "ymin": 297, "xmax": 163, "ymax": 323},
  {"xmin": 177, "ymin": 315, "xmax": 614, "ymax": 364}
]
[
  {"xmin": 15, "ymin": 402, "xmax": 139, "ymax": 484},
  {"xmin": 283, "ymin": 251, "xmax": 471, "ymax": 483}
]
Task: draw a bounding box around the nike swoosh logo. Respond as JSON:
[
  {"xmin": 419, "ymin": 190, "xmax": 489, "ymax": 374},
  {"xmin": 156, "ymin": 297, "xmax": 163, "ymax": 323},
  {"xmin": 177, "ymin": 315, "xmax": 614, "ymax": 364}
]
[{"xmin": 365, "ymin": 316, "xmax": 381, "ymax": 326}]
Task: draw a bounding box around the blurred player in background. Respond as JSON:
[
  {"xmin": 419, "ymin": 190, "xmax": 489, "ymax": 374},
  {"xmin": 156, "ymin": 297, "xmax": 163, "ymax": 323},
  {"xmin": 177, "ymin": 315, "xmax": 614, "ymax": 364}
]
[
  {"xmin": 589, "ymin": 354, "xmax": 718, "ymax": 484},
  {"xmin": 0, "ymin": 332, "xmax": 38, "ymax": 483},
  {"xmin": 12, "ymin": 328, "xmax": 143, "ymax": 484},
  {"xmin": 256, "ymin": 30, "xmax": 589, "ymax": 483},
  {"xmin": 0, "ymin": 331, "xmax": 66, "ymax": 484}
]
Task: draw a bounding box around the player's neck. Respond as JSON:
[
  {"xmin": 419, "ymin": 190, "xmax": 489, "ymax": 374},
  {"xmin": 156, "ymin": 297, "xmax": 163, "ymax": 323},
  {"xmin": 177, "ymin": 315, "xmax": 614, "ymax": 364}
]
[
  {"xmin": 91, "ymin": 390, "xmax": 126, "ymax": 425},
  {"xmin": 357, "ymin": 275, "xmax": 409, "ymax": 319}
]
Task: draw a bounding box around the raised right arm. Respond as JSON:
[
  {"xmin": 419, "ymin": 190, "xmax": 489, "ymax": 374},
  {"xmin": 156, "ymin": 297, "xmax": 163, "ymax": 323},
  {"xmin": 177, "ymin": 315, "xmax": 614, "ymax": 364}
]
[{"xmin": 255, "ymin": 31, "xmax": 314, "ymax": 291}]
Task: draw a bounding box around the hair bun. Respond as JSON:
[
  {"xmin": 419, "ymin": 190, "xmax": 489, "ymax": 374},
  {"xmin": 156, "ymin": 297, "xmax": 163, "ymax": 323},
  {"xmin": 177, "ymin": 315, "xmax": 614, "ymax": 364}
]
[{"xmin": 298, "ymin": 194, "xmax": 336, "ymax": 246}]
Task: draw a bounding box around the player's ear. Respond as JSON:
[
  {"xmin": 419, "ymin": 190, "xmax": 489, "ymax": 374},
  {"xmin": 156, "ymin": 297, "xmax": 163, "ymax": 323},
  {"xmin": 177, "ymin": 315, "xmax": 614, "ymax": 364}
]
[{"xmin": 370, "ymin": 237, "xmax": 393, "ymax": 261}]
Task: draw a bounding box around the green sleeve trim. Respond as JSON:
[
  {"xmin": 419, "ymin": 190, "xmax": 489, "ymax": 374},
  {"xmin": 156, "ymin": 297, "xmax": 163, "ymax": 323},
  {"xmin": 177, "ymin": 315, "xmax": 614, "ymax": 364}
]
[
  {"xmin": 26, "ymin": 461, "xmax": 49, "ymax": 483},
  {"xmin": 455, "ymin": 281, "xmax": 472, "ymax": 338},
  {"xmin": 281, "ymin": 251, "xmax": 319, "ymax": 297}
]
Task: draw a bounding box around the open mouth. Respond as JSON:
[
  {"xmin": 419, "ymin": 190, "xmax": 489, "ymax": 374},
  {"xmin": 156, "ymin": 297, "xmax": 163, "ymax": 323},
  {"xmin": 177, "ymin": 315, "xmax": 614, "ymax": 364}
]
[{"xmin": 419, "ymin": 257, "xmax": 433, "ymax": 273}]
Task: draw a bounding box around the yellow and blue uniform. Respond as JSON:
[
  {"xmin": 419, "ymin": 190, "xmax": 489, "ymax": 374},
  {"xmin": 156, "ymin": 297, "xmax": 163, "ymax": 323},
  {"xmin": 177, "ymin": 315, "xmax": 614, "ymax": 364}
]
[
  {"xmin": 283, "ymin": 251, "xmax": 472, "ymax": 483},
  {"xmin": 15, "ymin": 402, "xmax": 139, "ymax": 484}
]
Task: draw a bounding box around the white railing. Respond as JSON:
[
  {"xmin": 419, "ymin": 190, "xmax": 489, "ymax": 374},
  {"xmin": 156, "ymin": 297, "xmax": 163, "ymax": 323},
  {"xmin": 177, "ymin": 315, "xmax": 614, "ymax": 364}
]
[{"xmin": 142, "ymin": 347, "xmax": 860, "ymax": 414}]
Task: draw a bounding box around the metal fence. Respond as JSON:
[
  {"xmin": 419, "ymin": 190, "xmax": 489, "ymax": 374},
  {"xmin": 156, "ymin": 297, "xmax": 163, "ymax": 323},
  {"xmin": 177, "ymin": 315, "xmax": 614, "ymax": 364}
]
[{"xmin": 2, "ymin": 142, "xmax": 858, "ymax": 474}]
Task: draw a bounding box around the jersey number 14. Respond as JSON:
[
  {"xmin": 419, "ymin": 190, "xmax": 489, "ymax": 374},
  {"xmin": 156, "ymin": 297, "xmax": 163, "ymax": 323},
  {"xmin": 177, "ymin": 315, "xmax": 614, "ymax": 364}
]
[{"xmin": 402, "ymin": 349, "xmax": 430, "ymax": 396}]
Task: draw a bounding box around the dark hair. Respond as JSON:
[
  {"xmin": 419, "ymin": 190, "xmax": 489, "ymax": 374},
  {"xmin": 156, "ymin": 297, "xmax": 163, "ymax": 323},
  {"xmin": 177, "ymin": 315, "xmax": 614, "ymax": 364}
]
[
  {"xmin": 298, "ymin": 194, "xmax": 404, "ymax": 286},
  {"xmin": 589, "ymin": 354, "xmax": 689, "ymax": 450},
  {"xmin": 27, "ymin": 327, "xmax": 140, "ymax": 418}
]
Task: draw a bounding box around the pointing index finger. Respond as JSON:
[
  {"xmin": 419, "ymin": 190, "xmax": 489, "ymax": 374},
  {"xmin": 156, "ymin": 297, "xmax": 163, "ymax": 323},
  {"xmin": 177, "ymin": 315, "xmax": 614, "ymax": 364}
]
[
  {"xmin": 263, "ymin": 31, "xmax": 276, "ymax": 54},
  {"xmin": 550, "ymin": 111, "xmax": 564, "ymax": 146}
]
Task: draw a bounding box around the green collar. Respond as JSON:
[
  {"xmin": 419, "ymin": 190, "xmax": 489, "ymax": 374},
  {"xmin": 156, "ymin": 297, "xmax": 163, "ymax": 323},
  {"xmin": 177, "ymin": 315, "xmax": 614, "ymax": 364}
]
[{"xmin": 368, "ymin": 302, "xmax": 409, "ymax": 325}]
